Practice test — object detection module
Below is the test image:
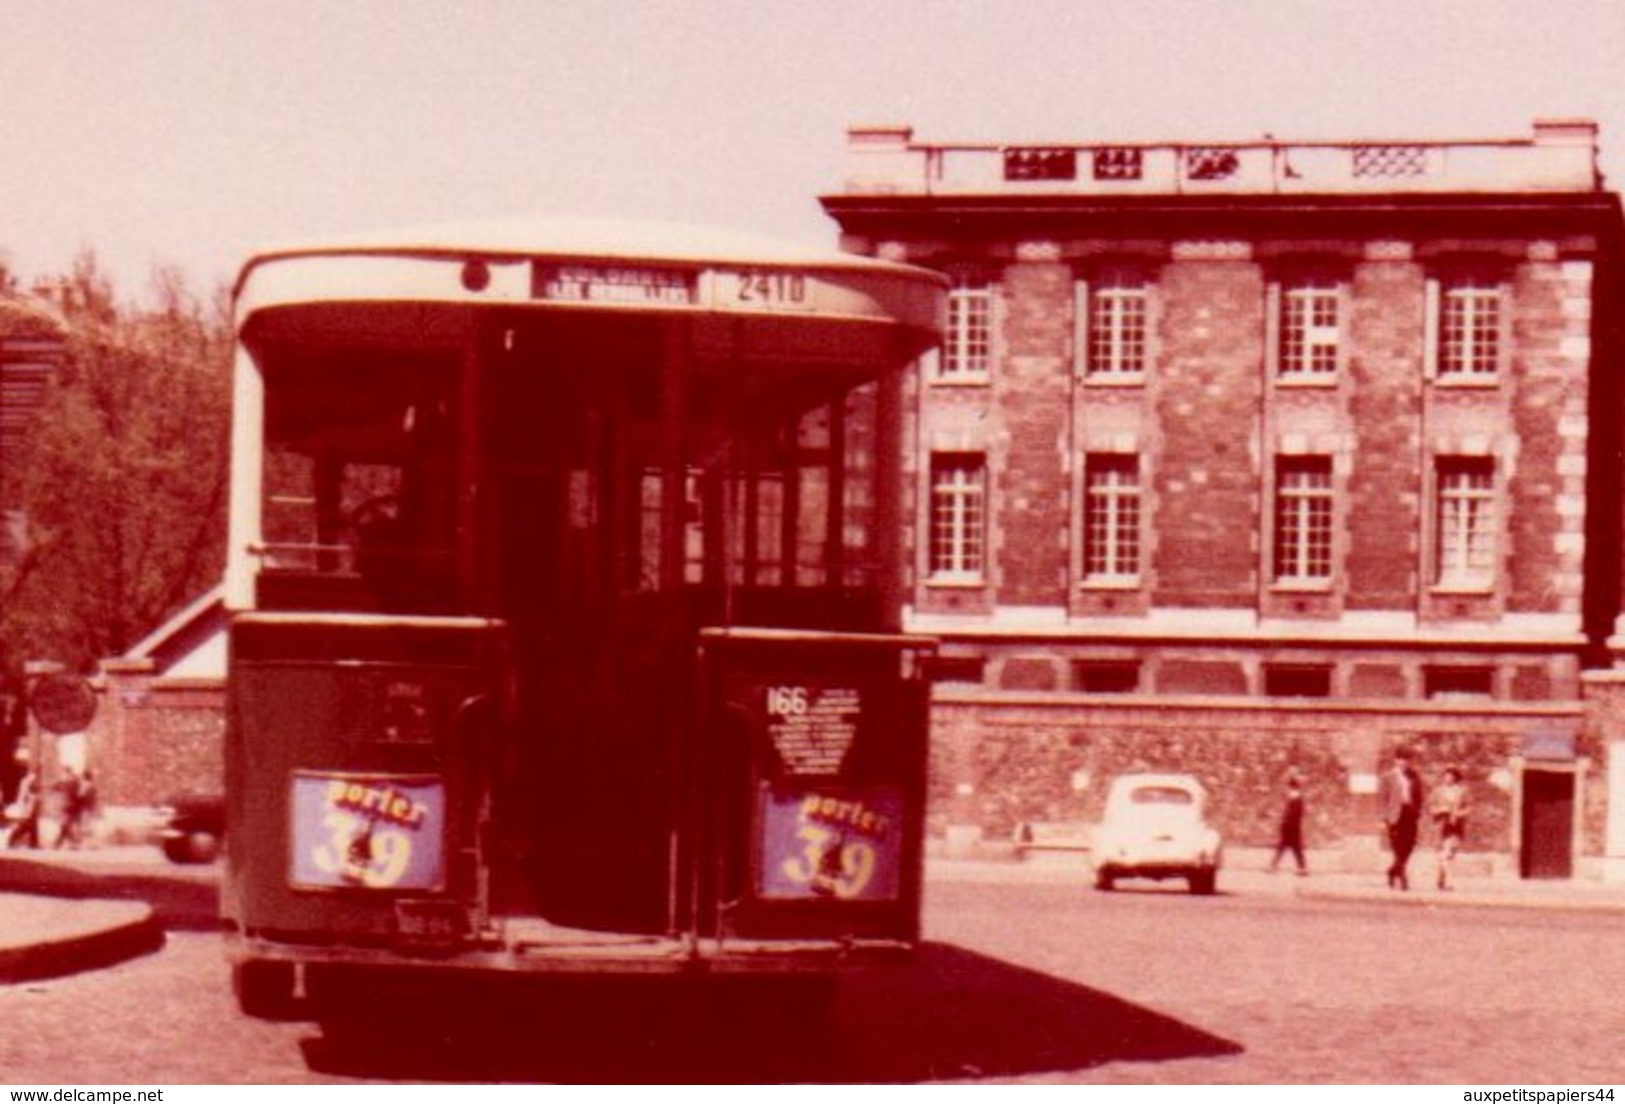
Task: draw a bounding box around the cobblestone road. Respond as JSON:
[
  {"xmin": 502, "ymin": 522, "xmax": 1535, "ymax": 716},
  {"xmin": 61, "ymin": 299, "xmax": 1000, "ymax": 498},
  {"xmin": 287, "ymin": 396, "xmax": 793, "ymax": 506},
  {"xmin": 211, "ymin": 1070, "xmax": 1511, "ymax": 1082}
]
[
  {"xmin": 2, "ymin": 859, "xmax": 1624, "ymax": 1083},
  {"xmin": 924, "ymin": 875, "xmax": 1625, "ymax": 1083}
]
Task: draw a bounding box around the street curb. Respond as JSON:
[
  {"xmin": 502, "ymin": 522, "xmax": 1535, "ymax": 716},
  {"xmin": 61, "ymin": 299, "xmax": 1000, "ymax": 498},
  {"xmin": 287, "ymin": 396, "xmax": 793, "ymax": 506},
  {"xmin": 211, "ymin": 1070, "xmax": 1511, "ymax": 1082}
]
[
  {"xmin": 926, "ymin": 858, "xmax": 1625, "ymax": 914},
  {"xmin": 0, "ymin": 901, "xmax": 165, "ymax": 984},
  {"xmin": 1291, "ymin": 884, "xmax": 1625, "ymax": 915}
]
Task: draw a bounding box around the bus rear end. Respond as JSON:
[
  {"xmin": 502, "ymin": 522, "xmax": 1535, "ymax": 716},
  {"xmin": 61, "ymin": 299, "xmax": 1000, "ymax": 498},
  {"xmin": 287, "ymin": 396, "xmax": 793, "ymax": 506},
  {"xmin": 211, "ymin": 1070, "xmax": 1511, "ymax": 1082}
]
[{"xmin": 221, "ymin": 219, "xmax": 942, "ymax": 1017}]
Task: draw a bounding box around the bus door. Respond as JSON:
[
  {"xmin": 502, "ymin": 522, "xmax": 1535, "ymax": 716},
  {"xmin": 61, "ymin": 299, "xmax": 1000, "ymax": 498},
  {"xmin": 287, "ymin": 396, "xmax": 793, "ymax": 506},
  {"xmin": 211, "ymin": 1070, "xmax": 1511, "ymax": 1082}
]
[
  {"xmin": 696, "ymin": 630, "xmax": 929, "ymax": 946},
  {"xmin": 482, "ymin": 315, "xmax": 679, "ymax": 934},
  {"xmin": 668, "ymin": 348, "xmax": 928, "ymax": 948}
]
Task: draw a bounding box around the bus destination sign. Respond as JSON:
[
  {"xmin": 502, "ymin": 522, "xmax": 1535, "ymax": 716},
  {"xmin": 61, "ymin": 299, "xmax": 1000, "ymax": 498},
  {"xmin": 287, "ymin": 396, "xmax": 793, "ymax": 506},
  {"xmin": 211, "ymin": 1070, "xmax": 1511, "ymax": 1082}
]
[{"xmin": 532, "ymin": 263, "xmax": 696, "ymax": 305}]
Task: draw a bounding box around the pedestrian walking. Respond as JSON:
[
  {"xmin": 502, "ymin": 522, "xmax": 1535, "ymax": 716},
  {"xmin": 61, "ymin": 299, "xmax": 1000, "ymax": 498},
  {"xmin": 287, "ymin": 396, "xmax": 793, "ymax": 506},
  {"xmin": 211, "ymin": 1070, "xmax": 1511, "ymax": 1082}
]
[
  {"xmin": 4, "ymin": 762, "xmax": 40, "ymax": 849},
  {"xmin": 1267, "ymin": 772, "xmax": 1308, "ymax": 875},
  {"xmin": 1432, "ymin": 766, "xmax": 1469, "ymax": 891},
  {"xmin": 1379, "ymin": 749, "xmax": 1425, "ymax": 890},
  {"xmin": 54, "ymin": 768, "xmax": 96, "ymax": 849},
  {"xmin": 52, "ymin": 729, "xmax": 96, "ymax": 849}
]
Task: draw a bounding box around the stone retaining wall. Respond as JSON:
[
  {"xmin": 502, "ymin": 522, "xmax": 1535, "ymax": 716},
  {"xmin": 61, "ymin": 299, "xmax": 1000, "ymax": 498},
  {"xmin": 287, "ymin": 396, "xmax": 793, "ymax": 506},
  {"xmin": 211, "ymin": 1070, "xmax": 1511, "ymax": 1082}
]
[{"xmin": 931, "ymin": 690, "xmax": 1596, "ymax": 855}]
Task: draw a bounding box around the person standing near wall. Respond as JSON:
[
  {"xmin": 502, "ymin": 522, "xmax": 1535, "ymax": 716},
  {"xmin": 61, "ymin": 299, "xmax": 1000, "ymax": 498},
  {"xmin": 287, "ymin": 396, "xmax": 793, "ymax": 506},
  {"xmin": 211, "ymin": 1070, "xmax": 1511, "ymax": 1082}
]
[
  {"xmin": 1431, "ymin": 766, "xmax": 1469, "ymax": 891},
  {"xmin": 52, "ymin": 728, "xmax": 95, "ymax": 849},
  {"xmin": 1267, "ymin": 772, "xmax": 1308, "ymax": 875},
  {"xmin": 4, "ymin": 749, "xmax": 39, "ymax": 848},
  {"xmin": 1380, "ymin": 749, "xmax": 1425, "ymax": 890}
]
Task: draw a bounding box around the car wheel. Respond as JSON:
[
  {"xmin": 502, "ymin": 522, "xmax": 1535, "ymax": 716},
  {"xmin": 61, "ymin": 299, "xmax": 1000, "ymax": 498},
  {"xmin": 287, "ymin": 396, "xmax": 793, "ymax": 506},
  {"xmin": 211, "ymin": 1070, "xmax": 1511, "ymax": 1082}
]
[
  {"xmin": 1187, "ymin": 869, "xmax": 1217, "ymax": 895},
  {"xmin": 163, "ymin": 829, "xmax": 221, "ymax": 864},
  {"xmin": 1094, "ymin": 868, "xmax": 1116, "ymax": 891}
]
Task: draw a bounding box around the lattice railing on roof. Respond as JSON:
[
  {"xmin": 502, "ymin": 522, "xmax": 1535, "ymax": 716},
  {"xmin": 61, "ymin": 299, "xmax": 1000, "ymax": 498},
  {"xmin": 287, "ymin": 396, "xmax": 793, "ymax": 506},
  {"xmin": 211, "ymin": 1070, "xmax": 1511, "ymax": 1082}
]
[{"xmin": 1351, "ymin": 145, "xmax": 1429, "ymax": 178}]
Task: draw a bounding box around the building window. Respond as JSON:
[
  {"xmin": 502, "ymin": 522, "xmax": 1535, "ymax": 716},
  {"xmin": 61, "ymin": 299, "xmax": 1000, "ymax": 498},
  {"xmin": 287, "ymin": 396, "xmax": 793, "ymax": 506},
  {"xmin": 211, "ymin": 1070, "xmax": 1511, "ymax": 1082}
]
[
  {"xmin": 928, "ymin": 453, "xmax": 986, "ymax": 581},
  {"xmin": 1083, "ymin": 454, "xmax": 1141, "ymax": 581},
  {"xmin": 1278, "ymin": 278, "xmax": 1340, "ymax": 378},
  {"xmin": 1074, "ymin": 660, "xmax": 1140, "ymax": 694},
  {"xmin": 1425, "ymin": 666, "xmax": 1495, "ymax": 701},
  {"xmin": 1081, "ymin": 274, "xmax": 1148, "ymax": 378},
  {"xmin": 941, "ymin": 273, "xmax": 992, "ymax": 381},
  {"xmin": 1264, "ymin": 664, "xmax": 1333, "ymax": 698},
  {"xmin": 1437, "ymin": 277, "xmax": 1502, "ymax": 379},
  {"xmin": 1273, "ymin": 457, "xmax": 1334, "ymax": 584},
  {"xmin": 1435, "ymin": 457, "xmax": 1496, "ymax": 589}
]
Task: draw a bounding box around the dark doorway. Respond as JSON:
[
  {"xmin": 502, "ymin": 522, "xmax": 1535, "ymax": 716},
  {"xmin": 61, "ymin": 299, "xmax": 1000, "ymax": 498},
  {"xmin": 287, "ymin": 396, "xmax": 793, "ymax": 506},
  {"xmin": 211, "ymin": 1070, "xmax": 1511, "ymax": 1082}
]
[{"xmin": 1519, "ymin": 768, "xmax": 1575, "ymax": 880}]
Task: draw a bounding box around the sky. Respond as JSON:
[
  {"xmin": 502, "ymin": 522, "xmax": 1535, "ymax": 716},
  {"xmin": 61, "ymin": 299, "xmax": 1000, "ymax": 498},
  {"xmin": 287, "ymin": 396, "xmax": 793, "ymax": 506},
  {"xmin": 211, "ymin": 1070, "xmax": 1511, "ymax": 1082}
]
[{"xmin": 1, "ymin": 0, "xmax": 1621, "ymax": 301}]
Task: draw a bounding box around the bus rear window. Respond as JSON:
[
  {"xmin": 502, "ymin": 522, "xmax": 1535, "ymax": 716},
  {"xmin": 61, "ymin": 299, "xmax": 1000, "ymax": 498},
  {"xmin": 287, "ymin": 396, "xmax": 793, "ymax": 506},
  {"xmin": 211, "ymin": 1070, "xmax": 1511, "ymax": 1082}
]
[{"xmin": 257, "ymin": 349, "xmax": 459, "ymax": 613}]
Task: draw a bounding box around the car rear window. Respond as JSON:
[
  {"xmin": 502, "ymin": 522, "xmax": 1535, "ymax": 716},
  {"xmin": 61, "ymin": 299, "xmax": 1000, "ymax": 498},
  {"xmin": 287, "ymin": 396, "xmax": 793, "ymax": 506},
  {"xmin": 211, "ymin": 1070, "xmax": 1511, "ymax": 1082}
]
[{"xmin": 1130, "ymin": 786, "xmax": 1194, "ymax": 805}]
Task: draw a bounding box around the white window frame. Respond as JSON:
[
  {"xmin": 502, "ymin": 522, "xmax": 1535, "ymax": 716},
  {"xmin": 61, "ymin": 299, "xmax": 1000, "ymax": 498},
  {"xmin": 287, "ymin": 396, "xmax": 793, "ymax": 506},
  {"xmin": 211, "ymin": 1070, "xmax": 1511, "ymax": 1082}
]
[
  {"xmin": 1075, "ymin": 273, "xmax": 1148, "ymax": 380},
  {"xmin": 1276, "ymin": 278, "xmax": 1342, "ymax": 379},
  {"xmin": 1083, "ymin": 454, "xmax": 1141, "ymax": 582},
  {"xmin": 927, "ymin": 453, "xmax": 986, "ymax": 582},
  {"xmin": 1273, "ymin": 456, "xmax": 1334, "ymax": 585},
  {"xmin": 940, "ymin": 273, "xmax": 992, "ymax": 383},
  {"xmin": 1434, "ymin": 456, "xmax": 1497, "ymax": 590},
  {"xmin": 1426, "ymin": 275, "xmax": 1505, "ymax": 382}
]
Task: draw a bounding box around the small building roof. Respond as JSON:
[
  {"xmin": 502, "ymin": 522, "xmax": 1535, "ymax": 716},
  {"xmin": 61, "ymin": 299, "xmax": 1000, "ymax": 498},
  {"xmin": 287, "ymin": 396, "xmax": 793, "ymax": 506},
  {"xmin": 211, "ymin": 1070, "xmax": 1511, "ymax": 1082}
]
[
  {"xmin": 0, "ymin": 297, "xmax": 67, "ymax": 341},
  {"xmin": 117, "ymin": 583, "xmax": 226, "ymax": 681}
]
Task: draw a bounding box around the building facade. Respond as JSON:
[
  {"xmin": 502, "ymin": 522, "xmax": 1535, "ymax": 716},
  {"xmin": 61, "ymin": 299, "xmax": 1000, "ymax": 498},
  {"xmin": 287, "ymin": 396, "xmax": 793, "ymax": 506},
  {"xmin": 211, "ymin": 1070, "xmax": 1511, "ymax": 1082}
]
[
  {"xmin": 0, "ymin": 295, "xmax": 65, "ymax": 564},
  {"xmin": 822, "ymin": 121, "xmax": 1625, "ymax": 876}
]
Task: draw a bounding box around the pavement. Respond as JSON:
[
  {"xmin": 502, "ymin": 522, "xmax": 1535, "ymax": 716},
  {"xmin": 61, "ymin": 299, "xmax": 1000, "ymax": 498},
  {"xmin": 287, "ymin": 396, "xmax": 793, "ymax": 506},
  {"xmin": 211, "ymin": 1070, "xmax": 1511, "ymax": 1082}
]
[
  {"xmin": 0, "ymin": 844, "xmax": 199, "ymax": 984},
  {"xmin": 935, "ymin": 843, "xmax": 1625, "ymax": 914},
  {"xmin": 3, "ymin": 842, "xmax": 1625, "ymax": 985}
]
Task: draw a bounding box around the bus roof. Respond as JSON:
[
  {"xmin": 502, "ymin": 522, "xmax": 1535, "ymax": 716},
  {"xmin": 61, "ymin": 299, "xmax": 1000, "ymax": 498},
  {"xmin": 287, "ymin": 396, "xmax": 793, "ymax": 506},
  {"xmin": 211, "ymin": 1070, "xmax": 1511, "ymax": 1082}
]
[
  {"xmin": 236, "ymin": 214, "xmax": 939, "ymax": 289},
  {"xmin": 234, "ymin": 215, "xmax": 945, "ymax": 342}
]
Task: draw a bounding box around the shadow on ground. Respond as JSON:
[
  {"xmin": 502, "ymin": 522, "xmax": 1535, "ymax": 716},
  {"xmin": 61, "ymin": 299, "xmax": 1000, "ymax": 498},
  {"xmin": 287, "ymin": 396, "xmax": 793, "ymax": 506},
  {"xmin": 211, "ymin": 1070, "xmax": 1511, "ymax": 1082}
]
[
  {"xmin": 298, "ymin": 941, "xmax": 1242, "ymax": 1083},
  {"xmin": 0, "ymin": 854, "xmax": 219, "ymax": 932}
]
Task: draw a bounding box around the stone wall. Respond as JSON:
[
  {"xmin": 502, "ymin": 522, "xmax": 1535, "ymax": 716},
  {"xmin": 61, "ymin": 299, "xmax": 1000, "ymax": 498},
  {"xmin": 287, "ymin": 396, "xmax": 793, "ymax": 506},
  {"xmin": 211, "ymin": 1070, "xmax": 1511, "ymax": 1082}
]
[
  {"xmin": 87, "ymin": 662, "xmax": 223, "ymax": 807},
  {"xmin": 62, "ymin": 659, "xmax": 1622, "ymax": 872},
  {"xmin": 931, "ymin": 690, "xmax": 1593, "ymax": 856}
]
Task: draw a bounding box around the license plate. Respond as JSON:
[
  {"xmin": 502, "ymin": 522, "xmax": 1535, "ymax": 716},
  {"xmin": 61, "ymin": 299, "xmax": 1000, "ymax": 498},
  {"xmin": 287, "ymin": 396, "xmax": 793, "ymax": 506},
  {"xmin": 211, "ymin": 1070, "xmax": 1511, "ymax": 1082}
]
[{"xmin": 394, "ymin": 899, "xmax": 469, "ymax": 942}]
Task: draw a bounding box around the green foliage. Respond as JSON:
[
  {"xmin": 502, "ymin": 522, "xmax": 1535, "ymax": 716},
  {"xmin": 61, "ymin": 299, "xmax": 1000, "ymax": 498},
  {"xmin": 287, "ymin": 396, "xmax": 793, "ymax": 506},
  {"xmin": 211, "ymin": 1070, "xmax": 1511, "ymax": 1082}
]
[{"xmin": 0, "ymin": 252, "xmax": 232, "ymax": 669}]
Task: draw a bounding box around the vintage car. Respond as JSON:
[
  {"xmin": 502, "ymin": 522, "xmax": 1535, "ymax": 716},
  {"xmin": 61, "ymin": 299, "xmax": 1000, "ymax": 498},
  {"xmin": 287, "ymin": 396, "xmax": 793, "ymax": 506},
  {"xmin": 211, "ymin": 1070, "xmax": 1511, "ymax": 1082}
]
[
  {"xmin": 157, "ymin": 792, "xmax": 224, "ymax": 864},
  {"xmin": 1091, "ymin": 773, "xmax": 1222, "ymax": 894}
]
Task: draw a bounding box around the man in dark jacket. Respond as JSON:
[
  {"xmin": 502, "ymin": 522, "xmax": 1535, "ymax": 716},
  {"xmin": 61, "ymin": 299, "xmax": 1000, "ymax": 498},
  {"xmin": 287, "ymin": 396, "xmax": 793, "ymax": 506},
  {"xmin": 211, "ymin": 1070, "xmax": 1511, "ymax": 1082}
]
[
  {"xmin": 1268, "ymin": 772, "xmax": 1308, "ymax": 875},
  {"xmin": 1379, "ymin": 749, "xmax": 1425, "ymax": 889}
]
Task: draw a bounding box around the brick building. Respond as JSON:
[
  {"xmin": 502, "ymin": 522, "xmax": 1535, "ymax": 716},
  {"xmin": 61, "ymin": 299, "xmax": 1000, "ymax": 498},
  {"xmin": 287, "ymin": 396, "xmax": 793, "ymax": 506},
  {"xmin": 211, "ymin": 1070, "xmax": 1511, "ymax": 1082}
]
[
  {"xmin": 821, "ymin": 120, "xmax": 1625, "ymax": 877},
  {"xmin": 0, "ymin": 295, "xmax": 65, "ymax": 564}
]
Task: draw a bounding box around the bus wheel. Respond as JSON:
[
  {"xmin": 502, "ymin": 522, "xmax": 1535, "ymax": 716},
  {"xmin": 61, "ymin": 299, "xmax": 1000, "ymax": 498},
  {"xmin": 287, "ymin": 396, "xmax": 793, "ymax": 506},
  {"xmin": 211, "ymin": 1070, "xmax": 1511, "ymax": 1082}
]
[{"xmin": 233, "ymin": 959, "xmax": 299, "ymax": 1020}]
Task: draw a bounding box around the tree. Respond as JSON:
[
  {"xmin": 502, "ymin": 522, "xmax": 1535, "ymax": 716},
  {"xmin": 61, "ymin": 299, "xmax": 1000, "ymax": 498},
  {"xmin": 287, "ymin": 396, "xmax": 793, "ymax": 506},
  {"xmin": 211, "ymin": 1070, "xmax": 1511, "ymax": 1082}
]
[{"xmin": 0, "ymin": 252, "xmax": 232, "ymax": 668}]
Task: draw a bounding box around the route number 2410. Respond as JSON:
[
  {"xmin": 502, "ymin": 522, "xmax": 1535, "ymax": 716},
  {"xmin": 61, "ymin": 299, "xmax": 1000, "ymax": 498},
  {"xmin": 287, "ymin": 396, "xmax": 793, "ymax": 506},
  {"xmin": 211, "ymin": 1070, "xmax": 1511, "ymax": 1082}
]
[{"xmin": 734, "ymin": 272, "xmax": 807, "ymax": 307}]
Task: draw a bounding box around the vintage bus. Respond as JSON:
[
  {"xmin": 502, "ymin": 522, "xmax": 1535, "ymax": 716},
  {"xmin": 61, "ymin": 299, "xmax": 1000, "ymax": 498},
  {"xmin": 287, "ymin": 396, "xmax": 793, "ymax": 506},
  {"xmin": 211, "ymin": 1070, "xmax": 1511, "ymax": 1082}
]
[{"xmin": 221, "ymin": 217, "xmax": 943, "ymax": 1018}]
